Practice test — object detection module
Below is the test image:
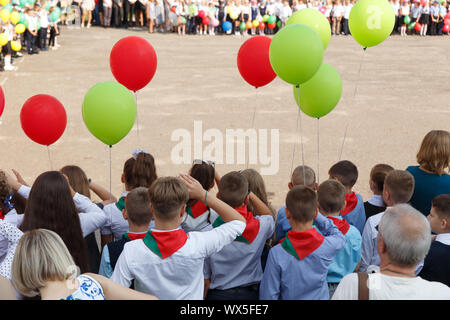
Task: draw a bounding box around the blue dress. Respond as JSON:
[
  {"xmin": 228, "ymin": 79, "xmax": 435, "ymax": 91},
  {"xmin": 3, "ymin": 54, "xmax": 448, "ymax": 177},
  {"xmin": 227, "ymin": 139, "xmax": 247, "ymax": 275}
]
[
  {"xmin": 61, "ymin": 275, "xmax": 106, "ymax": 300},
  {"xmin": 406, "ymin": 165, "xmax": 450, "ymax": 216}
]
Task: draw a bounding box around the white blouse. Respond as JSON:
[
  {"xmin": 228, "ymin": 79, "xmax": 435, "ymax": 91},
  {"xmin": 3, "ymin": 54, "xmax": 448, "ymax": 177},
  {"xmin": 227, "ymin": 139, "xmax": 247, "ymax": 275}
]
[{"xmin": 0, "ymin": 220, "xmax": 23, "ymax": 280}]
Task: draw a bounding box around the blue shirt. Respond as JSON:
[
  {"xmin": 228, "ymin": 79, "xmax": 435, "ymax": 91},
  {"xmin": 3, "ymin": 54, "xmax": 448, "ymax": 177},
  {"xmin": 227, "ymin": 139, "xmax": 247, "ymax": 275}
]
[
  {"xmin": 275, "ymin": 206, "xmax": 289, "ymax": 244},
  {"xmin": 342, "ymin": 193, "xmax": 366, "ymax": 235},
  {"xmin": 406, "ymin": 165, "xmax": 450, "ymax": 216},
  {"xmin": 326, "ymin": 217, "xmax": 362, "ymax": 284},
  {"xmin": 259, "ymin": 213, "xmax": 346, "ymax": 300}
]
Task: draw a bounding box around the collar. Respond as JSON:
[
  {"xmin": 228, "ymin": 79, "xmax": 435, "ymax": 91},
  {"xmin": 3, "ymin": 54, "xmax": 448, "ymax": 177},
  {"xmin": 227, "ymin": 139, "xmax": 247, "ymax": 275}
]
[
  {"xmin": 186, "ymin": 200, "xmax": 209, "ymax": 219},
  {"xmin": 143, "ymin": 228, "xmax": 188, "ymax": 259},
  {"xmin": 116, "ymin": 196, "xmax": 126, "ymax": 211},
  {"xmin": 212, "ymin": 205, "xmax": 260, "ymax": 244},
  {"xmin": 435, "ymin": 233, "xmax": 450, "ymax": 246},
  {"xmin": 122, "ymin": 231, "xmax": 147, "ymax": 241},
  {"xmin": 281, "ymin": 229, "xmax": 324, "ymax": 260},
  {"xmin": 327, "ymin": 216, "xmax": 350, "ymax": 235},
  {"xmin": 0, "ymin": 209, "xmax": 4, "ymax": 220},
  {"xmin": 367, "ymin": 194, "xmax": 385, "ymax": 207},
  {"xmin": 341, "ymin": 192, "xmax": 358, "ymax": 217}
]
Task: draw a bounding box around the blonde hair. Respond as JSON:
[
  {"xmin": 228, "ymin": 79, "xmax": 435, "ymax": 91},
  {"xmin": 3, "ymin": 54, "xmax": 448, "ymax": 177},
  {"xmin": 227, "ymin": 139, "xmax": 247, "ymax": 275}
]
[
  {"xmin": 416, "ymin": 130, "xmax": 450, "ymax": 176},
  {"xmin": 11, "ymin": 229, "xmax": 79, "ymax": 297},
  {"xmin": 148, "ymin": 177, "xmax": 189, "ymax": 221}
]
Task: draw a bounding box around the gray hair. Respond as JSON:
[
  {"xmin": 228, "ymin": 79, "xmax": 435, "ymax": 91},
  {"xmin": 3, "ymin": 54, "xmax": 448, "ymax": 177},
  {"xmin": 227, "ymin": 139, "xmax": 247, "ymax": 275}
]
[
  {"xmin": 291, "ymin": 165, "xmax": 316, "ymax": 189},
  {"xmin": 378, "ymin": 204, "xmax": 431, "ymax": 268}
]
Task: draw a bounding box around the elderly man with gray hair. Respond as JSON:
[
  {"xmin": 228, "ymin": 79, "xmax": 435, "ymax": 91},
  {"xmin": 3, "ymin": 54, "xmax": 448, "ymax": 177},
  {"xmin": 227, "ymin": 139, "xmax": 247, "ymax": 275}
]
[{"xmin": 332, "ymin": 204, "xmax": 450, "ymax": 300}]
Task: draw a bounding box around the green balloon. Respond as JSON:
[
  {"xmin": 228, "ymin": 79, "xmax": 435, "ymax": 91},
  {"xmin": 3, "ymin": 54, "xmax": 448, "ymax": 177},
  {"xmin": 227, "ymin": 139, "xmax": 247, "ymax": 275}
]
[
  {"xmin": 19, "ymin": 0, "xmax": 26, "ymax": 7},
  {"xmin": 286, "ymin": 8, "xmax": 331, "ymax": 49},
  {"xmin": 349, "ymin": 0, "xmax": 395, "ymax": 48},
  {"xmin": 50, "ymin": 11, "xmax": 59, "ymax": 22},
  {"xmin": 269, "ymin": 24, "xmax": 324, "ymax": 85},
  {"xmin": 293, "ymin": 63, "xmax": 342, "ymax": 118},
  {"xmin": 240, "ymin": 21, "xmax": 246, "ymax": 30},
  {"xmin": 262, "ymin": 14, "xmax": 269, "ymax": 22},
  {"xmin": 403, "ymin": 15, "xmax": 411, "ymax": 24},
  {"xmin": 408, "ymin": 22, "xmax": 415, "ymax": 30},
  {"xmin": 82, "ymin": 82, "xmax": 137, "ymax": 146},
  {"xmin": 4, "ymin": 4, "xmax": 12, "ymax": 12},
  {"xmin": 268, "ymin": 15, "xmax": 276, "ymax": 24}
]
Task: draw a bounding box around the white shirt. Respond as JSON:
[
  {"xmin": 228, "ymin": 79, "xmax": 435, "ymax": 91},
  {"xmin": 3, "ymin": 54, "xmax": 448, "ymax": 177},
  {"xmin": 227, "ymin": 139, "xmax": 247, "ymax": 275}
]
[
  {"xmin": 111, "ymin": 220, "xmax": 246, "ymax": 300},
  {"xmin": 332, "ymin": 4, "xmax": 343, "ymax": 17},
  {"xmin": 39, "ymin": 10, "xmax": 49, "ymax": 28},
  {"xmin": 359, "ymin": 209, "xmax": 388, "ymax": 272},
  {"xmin": 400, "ymin": 4, "xmax": 410, "ymax": 15},
  {"xmin": 367, "ymin": 194, "xmax": 384, "ymax": 207},
  {"xmin": 332, "ymin": 272, "xmax": 450, "ymax": 300},
  {"xmin": 0, "ymin": 220, "xmax": 23, "ymax": 280},
  {"xmin": 435, "ymin": 233, "xmax": 450, "ymax": 246},
  {"xmin": 18, "ymin": 185, "xmax": 107, "ymax": 238},
  {"xmin": 294, "ymin": 4, "xmax": 306, "ymax": 11},
  {"xmin": 343, "ymin": 4, "xmax": 353, "ymax": 19},
  {"xmin": 281, "ymin": 5, "xmax": 292, "ymax": 19},
  {"xmin": 0, "ymin": 209, "xmax": 20, "ymax": 264}
]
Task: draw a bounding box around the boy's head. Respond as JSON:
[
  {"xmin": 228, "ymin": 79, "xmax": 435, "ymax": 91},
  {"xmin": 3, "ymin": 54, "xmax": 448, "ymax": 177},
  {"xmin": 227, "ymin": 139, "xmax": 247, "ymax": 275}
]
[
  {"xmin": 317, "ymin": 179, "xmax": 346, "ymax": 215},
  {"xmin": 328, "ymin": 160, "xmax": 358, "ymax": 192},
  {"xmin": 428, "ymin": 194, "xmax": 450, "ymax": 234},
  {"xmin": 217, "ymin": 171, "xmax": 249, "ymax": 208},
  {"xmin": 123, "ymin": 187, "xmax": 152, "ymax": 227},
  {"xmin": 369, "ymin": 164, "xmax": 395, "ymax": 195},
  {"xmin": 383, "ymin": 170, "xmax": 415, "ymax": 206},
  {"xmin": 289, "ymin": 165, "xmax": 317, "ymax": 191},
  {"xmin": 285, "ymin": 185, "xmax": 318, "ymax": 224},
  {"xmin": 149, "ymin": 177, "xmax": 189, "ymax": 223}
]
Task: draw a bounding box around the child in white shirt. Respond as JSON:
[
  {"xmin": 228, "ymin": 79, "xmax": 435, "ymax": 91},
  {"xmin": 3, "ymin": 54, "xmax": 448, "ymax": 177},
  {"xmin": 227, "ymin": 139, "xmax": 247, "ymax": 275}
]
[{"xmin": 332, "ymin": 0, "xmax": 343, "ymax": 35}]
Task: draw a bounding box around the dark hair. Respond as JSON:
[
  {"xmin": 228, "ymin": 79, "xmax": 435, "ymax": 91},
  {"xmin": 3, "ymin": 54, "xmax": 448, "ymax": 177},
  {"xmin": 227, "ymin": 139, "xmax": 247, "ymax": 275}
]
[
  {"xmin": 20, "ymin": 171, "xmax": 89, "ymax": 274},
  {"xmin": 317, "ymin": 179, "xmax": 346, "ymax": 214},
  {"xmin": 125, "ymin": 153, "xmax": 158, "ymax": 189},
  {"xmin": 187, "ymin": 163, "xmax": 215, "ymax": 207},
  {"xmin": 370, "ymin": 164, "xmax": 395, "ymax": 193},
  {"xmin": 123, "ymin": 157, "xmax": 136, "ymax": 187},
  {"xmin": 125, "ymin": 187, "xmax": 152, "ymax": 226},
  {"xmin": 285, "ymin": 185, "xmax": 317, "ymax": 223},
  {"xmin": 218, "ymin": 171, "xmax": 249, "ymax": 208},
  {"xmin": 60, "ymin": 165, "xmax": 91, "ymax": 198},
  {"xmin": 328, "ymin": 160, "xmax": 358, "ymax": 189},
  {"xmin": 432, "ymin": 194, "xmax": 450, "ymax": 219},
  {"xmin": 0, "ymin": 171, "xmax": 12, "ymax": 214}
]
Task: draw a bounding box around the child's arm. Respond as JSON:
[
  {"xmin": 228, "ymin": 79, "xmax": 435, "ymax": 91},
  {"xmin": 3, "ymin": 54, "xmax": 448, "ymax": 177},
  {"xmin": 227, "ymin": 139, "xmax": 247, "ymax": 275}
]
[
  {"xmin": 86, "ymin": 273, "xmax": 158, "ymax": 300},
  {"xmin": 358, "ymin": 219, "xmax": 375, "ymax": 273},
  {"xmin": 89, "ymin": 180, "xmax": 117, "ymax": 204},
  {"xmin": 248, "ymin": 192, "xmax": 273, "ymax": 217},
  {"xmin": 314, "ymin": 212, "xmax": 346, "ymax": 252},
  {"xmin": 179, "ymin": 173, "xmax": 245, "ymax": 223},
  {"xmin": 74, "ymin": 193, "xmax": 107, "ymax": 237}
]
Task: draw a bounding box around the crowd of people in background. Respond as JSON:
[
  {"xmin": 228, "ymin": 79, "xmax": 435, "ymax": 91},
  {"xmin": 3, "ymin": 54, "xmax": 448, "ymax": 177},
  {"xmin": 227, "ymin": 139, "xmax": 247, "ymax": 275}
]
[{"xmin": 0, "ymin": 130, "xmax": 449, "ymax": 300}]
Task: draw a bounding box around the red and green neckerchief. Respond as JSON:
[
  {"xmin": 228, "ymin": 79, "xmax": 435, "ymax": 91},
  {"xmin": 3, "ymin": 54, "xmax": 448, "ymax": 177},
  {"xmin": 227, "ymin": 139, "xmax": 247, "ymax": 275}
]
[
  {"xmin": 186, "ymin": 200, "xmax": 209, "ymax": 219},
  {"xmin": 122, "ymin": 232, "xmax": 147, "ymax": 241},
  {"xmin": 0, "ymin": 210, "xmax": 4, "ymax": 220},
  {"xmin": 326, "ymin": 216, "xmax": 350, "ymax": 235},
  {"xmin": 340, "ymin": 192, "xmax": 358, "ymax": 217},
  {"xmin": 281, "ymin": 229, "xmax": 324, "ymax": 260},
  {"xmin": 143, "ymin": 229, "xmax": 188, "ymax": 259},
  {"xmin": 116, "ymin": 196, "xmax": 126, "ymax": 211},
  {"xmin": 212, "ymin": 205, "xmax": 260, "ymax": 244}
]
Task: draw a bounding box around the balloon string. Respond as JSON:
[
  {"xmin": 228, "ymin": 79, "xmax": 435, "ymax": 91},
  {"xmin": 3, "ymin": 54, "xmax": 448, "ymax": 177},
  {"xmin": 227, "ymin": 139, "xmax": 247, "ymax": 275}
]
[
  {"xmin": 133, "ymin": 91, "xmax": 141, "ymax": 148},
  {"xmin": 339, "ymin": 48, "xmax": 365, "ymax": 161},
  {"xmin": 317, "ymin": 118, "xmax": 320, "ymax": 184},
  {"xmin": 290, "ymin": 107, "xmax": 300, "ymax": 180},
  {"xmin": 47, "ymin": 145, "xmax": 53, "ymax": 170},
  {"xmin": 298, "ymin": 85, "xmax": 306, "ymax": 184},
  {"xmin": 109, "ymin": 145, "xmax": 112, "ymax": 202},
  {"xmin": 246, "ymin": 88, "xmax": 258, "ymax": 169}
]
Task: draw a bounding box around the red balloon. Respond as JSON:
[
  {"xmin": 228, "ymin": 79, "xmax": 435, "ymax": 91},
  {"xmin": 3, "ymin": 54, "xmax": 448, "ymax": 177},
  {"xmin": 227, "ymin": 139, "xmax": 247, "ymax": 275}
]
[
  {"xmin": 110, "ymin": 36, "xmax": 157, "ymax": 92},
  {"xmin": 414, "ymin": 22, "xmax": 422, "ymax": 31},
  {"xmin": 202, "ymin": 16, "xmax": 210, "ymax": 25},
  {"xmin": 443, "ymin": 24, "xmax": 450, "ymax": 33},
  {"xmin": 20, "ymin": 94, "xmax": 67, "ymax": 146},
  {"xmin": 237, "ymin": 36, "xmax": 276, "ymax": 88},
  {"xmin": 198, "ymin": 10, "xmax": 205, "ymax": 18},
  {"xmin": 259, "ymin": 22, "xmax": 265, "ymax": 30},
  {"xmin": 268, "ymin": 22, "xmax": 276, "ymax": 29},
  {"xmin": 0, "ymin": 86, "xmax": 4, "ymax": 118},
  {"xmin": 446, "ymin": 12, "xmax": 450, "ymax": 19},
  {"xmin": 444, "ymin": 18, "xmax": 450, "ymax": 25},
  {"xmin": 420, "ymin": 0, "xmax": 426, "ymax": 5}
]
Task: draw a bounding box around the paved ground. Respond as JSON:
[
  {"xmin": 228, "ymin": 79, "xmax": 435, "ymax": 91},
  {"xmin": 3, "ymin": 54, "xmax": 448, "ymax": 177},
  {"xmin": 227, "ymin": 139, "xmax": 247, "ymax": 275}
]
[{"xmin": 1, "ymin": 27, "xmax": 449, "ymax": 210}]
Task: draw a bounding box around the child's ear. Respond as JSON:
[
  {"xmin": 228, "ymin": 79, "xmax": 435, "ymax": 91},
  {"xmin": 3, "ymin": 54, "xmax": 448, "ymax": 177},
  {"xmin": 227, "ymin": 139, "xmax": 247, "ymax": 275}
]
[
  {"xmin": 121, "ymin": 173, "xmax": 125, "ymax": 184},
  {"xmin": 216, "ymin": 192, "xmax": 220, "ymax": 199},
  {"xmin": 442, "ymin": 218, "xmax": 449, "ymax": 230},
  {"xmin": 285, "ymin": 207, "xmax": 291, "ymax": 220},
  {"xmin": 313, "ymin": 207, "xmax": 319, "ymax": 220},
  {"xmin": 244, "ymin": 194, "xmax": 250, "ymax": 206},
  {"xmin": 180, "ymin": 204, "xmax": 186, "ymax": 218},
  {"xmin": 122, "ymin": 209, "xmax": 128, "ymax": 220},
  {"xmin": 288, "ymin": 182, "xmax": 293, "ymax": 190}
]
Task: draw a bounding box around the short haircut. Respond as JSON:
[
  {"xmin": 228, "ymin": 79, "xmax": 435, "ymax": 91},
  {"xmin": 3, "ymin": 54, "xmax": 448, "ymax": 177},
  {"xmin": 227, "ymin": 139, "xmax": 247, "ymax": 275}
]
[
  {"xmin": 11, "ymin": 229, "xmax": 78, "ymax": 297},
  {"xmin": 218, "ymin": 171, "xmax": 249, "ymax": 208},
  {"xmin": 384, "ymin": 170, "xmax": 415, "ymax": 204},
  {"xmin": 378, "ymin": 204, "xmax": 431, "ymax": 268},
  {"xmin": 125, "ymin": 187, "xmax": 152, "ymax": 226},
  {"xmin": 317, "ymin": 179, "xmax": 346, "ymax": 214},
  {"xmin": 328, "ymin": 160, "xmax": 358, "ymax": 189},
  {"xmin": 416, "ymin": 130, "xmax": 450, "ymax": 176},
  {"xmin": 285, "ymin": 185, "xmax": 317, "ymax": 223},
  {"xmin": 291, "ymin": 165, "xmax": 316, "ymax": 189},
  {"xmin": 431, "ymin": 194, "xmax": 450, "ymax": 220},
  {"xmin": 148, "ymin": 177, "xmax": 189, "ymax": 221},
  {"xmin": 370, "ymin": 164, "xmax": 395, "ymax": 193}
]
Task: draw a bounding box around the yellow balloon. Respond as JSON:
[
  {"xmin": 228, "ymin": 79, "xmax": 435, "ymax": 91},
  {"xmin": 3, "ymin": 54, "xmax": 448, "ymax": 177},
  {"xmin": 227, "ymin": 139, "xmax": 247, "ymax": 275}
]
[
  {"xmin": 230, "ymin": 13, "xmax": 238, "ymax": 20},
  {"xmin": 11, "ymin": 40, "xmax": 21, "ymax": 51},
  {"xmin": 0, "ymin": 0, "xmax": 10, "ymax": 6},
  {"xmin": 0, "ymin": 33, "xmax": 8, "ymax": 46},
  {"xmin": 10, "ymin": 11, "xmax": 20, "ymax": 24},
  {"xmin": 15, "ymin": 23, "xmax": 25, "ymax": 34},
  {"xmin": 0, "ymin": 9, "xmax": 10, "ymax": 22}
]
